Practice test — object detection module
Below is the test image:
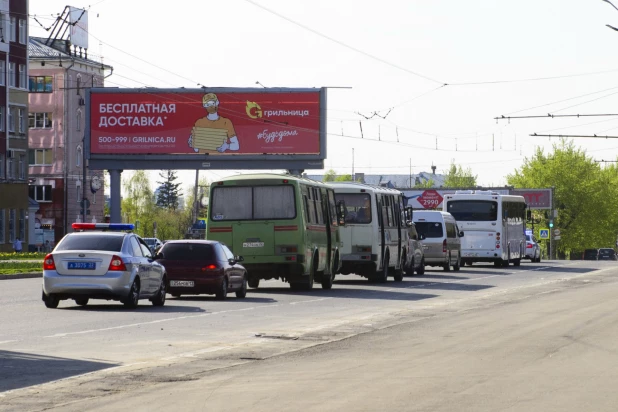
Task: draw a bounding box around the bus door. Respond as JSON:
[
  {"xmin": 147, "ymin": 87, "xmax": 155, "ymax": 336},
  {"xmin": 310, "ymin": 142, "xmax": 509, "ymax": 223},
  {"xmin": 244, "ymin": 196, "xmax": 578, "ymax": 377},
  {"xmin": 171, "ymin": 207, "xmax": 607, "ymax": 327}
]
[
  {"xmin": 395, "ymin": 195, "xmax": 404, "ymax": 267},
  {"xmin": 376, "ymin": 195, "xmax": 385, "ymax": 268},
  {"xmin": 322, "ymin": 188, "xmax": 333, "ymax": 272},
  {"xmin": 502, "ymin": 203, "xmax": 509, "ymax": 259}
]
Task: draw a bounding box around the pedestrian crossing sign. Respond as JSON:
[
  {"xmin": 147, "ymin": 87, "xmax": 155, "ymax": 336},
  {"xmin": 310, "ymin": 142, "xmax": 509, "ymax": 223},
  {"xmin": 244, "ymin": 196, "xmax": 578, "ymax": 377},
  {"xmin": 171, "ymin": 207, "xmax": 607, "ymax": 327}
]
[{"xmin": 539, "ymin": 228, "xmax": 549, "ymax": 239}]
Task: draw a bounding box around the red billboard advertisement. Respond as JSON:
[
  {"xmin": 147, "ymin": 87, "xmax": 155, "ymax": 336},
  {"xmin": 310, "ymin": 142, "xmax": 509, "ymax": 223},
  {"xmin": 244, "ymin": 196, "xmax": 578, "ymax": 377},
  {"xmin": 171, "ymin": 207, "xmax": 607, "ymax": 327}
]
[{"xmin": 89, "ymin": 90, "xmax": 321, "ymax": 155}]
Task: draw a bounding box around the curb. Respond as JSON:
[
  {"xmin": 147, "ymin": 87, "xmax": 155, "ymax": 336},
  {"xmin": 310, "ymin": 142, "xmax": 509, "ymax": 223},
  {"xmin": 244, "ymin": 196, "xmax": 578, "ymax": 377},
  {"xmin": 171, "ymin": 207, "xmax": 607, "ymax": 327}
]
[{"xmin": 0, "ymin": 272, "xmax": 42, "ymax": 280}]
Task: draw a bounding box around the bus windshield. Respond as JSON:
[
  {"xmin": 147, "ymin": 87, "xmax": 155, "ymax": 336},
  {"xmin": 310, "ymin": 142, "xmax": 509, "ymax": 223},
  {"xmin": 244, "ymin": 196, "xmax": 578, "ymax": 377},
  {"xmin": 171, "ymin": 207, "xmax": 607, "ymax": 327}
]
[
  {"xmin": 211, "ymin": 185, "xmax": 296, "ymax": 221},
  {"xmin": 334, "ymin": 193, "xmax": 371, "ymax": 224},
  {"xmin": 446, "ymin": 200, "xmax": 498, "ymax": 222}
]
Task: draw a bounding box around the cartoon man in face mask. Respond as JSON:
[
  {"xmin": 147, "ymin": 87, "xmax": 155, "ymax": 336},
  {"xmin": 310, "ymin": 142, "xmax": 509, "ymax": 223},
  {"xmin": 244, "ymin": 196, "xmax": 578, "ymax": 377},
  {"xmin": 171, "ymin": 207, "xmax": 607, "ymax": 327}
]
[{"xmin": 188, "ymin": 93, "xmax": 240, "ymax": 153}]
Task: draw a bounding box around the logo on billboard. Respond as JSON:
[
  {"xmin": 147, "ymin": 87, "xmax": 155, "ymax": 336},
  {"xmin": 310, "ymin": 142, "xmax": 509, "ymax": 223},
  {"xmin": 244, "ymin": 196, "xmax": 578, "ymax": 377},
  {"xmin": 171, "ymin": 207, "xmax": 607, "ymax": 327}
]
[
  {"xmin": 418, "ymin": 190, "xmax": 443, "ymax": 209},
  {"xmin": 246, "ymin": 101, "xmax": 263, "ymax": 119},
  {"xmin": 189, "ymin": 93, "xmax": 240, "ymax": 153}
]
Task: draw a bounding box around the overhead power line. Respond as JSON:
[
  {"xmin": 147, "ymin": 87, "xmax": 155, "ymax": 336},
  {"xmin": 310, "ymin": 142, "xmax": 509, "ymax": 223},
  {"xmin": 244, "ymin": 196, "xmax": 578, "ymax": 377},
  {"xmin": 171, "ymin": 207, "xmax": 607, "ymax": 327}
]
[
  {"xmin": 530, "ymin": 133, "xmax": 618, "ymax": 139},
  {"xmin": 496, "ymin": 113, "xmax": 618, "ymax": 121}
]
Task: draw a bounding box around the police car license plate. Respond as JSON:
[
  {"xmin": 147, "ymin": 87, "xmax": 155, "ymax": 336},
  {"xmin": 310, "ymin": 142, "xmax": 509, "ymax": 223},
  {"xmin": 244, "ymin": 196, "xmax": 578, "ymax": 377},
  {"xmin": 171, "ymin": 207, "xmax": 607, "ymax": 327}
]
[
  {"xmin": 170, "ymin": 280, "xmax": 194, "ymax": 287},
  {"xmin": 68, "ymin": 262, "xmax": 95, "ymax": 270}
]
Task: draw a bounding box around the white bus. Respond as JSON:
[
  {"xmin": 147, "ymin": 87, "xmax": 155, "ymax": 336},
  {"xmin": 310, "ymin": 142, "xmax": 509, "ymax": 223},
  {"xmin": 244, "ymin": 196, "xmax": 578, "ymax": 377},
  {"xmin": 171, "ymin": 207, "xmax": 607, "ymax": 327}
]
[
  {"xmin": 443, "ymin": 190, "xmax": 527, "ymax": 267},
  {"xmin": 329, "ymin": 182, "xmax": 407, "ymax": 282}
]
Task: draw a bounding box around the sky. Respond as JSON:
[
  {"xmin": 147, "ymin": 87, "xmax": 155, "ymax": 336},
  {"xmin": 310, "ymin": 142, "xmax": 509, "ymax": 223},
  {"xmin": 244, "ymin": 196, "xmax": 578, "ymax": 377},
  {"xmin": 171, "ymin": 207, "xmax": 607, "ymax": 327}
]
[{"xmin": 28, "ymin": 0, "xmax": 618, "ymax": 194}]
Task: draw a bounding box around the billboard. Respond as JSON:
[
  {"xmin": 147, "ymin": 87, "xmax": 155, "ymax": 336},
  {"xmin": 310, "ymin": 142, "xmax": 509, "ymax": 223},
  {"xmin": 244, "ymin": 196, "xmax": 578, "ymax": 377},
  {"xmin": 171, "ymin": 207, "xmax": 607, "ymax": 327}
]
[
  {"xmin": 510, "ymin": 189, "xmax": 552, "ymax": 210},
  {"xmin": 401, "ymin": 188, "xmax": 552, "ymax": 210},
  {"xmin": 69, "ymin": 7, "xmax": 89, "ymax": 49},
  {"xmin": 89, "ymin": 88, "xmax": 323, "ymax": 157}
]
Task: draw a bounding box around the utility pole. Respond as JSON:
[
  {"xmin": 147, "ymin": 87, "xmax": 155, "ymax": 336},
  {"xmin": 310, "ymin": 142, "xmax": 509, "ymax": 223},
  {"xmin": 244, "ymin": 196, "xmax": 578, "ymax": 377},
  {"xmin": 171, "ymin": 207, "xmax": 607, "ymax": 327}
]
[
  {"xmin": 352, "ymin": 148, "xmax": 355, "ymax": 181},
  {"xmin": 193, "ymin": 169, "xmax": 199, "ymax": 225}
]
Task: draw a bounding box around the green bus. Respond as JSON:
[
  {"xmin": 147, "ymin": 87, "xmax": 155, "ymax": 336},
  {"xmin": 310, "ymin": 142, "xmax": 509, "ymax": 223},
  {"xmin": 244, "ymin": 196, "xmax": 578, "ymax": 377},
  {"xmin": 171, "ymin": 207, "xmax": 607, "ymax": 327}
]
[{"xmin": 207, "ymin": 173, "xmax": 344, "ymax": 290}]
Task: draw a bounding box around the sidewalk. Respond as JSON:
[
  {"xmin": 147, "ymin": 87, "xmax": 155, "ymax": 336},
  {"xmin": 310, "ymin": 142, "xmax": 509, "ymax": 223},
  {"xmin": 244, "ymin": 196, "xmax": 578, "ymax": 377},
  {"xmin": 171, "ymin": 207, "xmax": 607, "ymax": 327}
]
[{"xmin": 0, "ymin": 272, "xmax": 42, "ymax": 280}]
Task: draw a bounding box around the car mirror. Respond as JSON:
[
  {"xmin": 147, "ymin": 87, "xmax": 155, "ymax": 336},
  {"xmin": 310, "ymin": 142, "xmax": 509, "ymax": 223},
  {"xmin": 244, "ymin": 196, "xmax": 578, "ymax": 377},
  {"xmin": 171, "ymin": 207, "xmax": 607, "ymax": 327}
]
[
  {"xmin": 228, "ymin": 258, "xmax": 238, "ymax": 265},
  {"xmin": 236, "ymin": 255, "xmax": 244, "ymax": 262},
  {"xmin": 459, "ymin": 231, "xmax": 465, "ymax": 237},
  {"xmin": 418, "ymin": 234, "xmax": 425, "ymax": 240},
  {"xmin": 405, "ymin": 220, "xmax": 412, "ymax": 227}
]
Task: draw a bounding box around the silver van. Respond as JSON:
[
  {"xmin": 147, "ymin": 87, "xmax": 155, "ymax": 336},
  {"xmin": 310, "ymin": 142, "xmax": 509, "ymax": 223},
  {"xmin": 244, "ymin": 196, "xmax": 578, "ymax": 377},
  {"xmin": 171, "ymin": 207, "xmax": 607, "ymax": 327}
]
[{"xmin": 413, "ymin": 211, "xmax": 463, "ymax": 271}]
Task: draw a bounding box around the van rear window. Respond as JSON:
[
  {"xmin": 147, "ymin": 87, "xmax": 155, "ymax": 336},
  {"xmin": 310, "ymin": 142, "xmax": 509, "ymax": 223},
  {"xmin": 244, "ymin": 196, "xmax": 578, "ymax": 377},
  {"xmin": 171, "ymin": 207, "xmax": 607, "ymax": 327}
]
[{"xmin": 415, "ymin": 222, "xmax": 443, "ymax": 238}]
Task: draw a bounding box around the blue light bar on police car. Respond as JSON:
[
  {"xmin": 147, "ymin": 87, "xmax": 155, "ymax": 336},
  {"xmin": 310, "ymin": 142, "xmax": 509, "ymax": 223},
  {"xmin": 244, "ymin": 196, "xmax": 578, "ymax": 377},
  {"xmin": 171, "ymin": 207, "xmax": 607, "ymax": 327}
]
[{"xmin": 72, "ymin": 223, "xmax": 135, "ymax": 230}]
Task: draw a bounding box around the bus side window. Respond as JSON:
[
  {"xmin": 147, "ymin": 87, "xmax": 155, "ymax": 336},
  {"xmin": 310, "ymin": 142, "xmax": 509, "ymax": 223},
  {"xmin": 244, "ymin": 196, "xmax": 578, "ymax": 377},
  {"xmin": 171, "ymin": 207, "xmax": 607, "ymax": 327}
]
[
  {"xmin": 327, "ymin": 190, "xmax": 337, "ymax": 226},
  {"xmin": 315, "ymin": 188, "xmax": 324, "ymax": 224},
  {"xmin": 303, "ymin": 195, "xmax": 311, "ymax": 224}
]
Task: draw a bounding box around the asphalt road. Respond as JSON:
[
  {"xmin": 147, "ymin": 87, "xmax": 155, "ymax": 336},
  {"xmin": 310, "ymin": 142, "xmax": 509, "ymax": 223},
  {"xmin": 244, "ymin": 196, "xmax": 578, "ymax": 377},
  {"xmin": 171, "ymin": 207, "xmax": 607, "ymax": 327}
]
[{"xmin": 1, "ymin": 260, "xmax": 617, "ymax": 411}]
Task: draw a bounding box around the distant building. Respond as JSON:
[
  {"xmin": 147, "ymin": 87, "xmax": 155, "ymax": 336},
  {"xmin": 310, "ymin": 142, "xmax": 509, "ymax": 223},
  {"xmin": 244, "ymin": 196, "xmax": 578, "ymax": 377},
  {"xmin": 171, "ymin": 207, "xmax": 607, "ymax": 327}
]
[
  {"xmin": 0, "ymin": 1, "xmax": 33, "ymax": 252},
  {"xmin": 28, "ymin": 27, "xmax": 112, "ymax": 243}
]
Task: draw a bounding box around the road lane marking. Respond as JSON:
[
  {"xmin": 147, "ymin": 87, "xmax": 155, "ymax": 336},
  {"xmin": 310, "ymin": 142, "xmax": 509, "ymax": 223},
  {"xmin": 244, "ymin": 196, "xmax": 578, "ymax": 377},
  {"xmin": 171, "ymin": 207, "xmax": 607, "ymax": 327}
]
[{"xmin": 44, "ymin": 296, "xmax": 339, "ymax": 338}]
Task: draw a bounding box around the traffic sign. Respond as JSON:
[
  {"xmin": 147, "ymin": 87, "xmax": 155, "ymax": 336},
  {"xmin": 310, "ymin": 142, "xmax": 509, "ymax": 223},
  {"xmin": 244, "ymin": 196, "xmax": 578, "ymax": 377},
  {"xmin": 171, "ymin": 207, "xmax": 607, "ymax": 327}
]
[
  {"xmin": 554, "ymin": 235, "xmax": 561, "ymax": 240},
  {"xmin": 553, "ymin": 229, "xmax": 560, "ymax": 236},
  {"xmin": 539, "ymin": 228, "xmax": 549, "ymax": 239}
]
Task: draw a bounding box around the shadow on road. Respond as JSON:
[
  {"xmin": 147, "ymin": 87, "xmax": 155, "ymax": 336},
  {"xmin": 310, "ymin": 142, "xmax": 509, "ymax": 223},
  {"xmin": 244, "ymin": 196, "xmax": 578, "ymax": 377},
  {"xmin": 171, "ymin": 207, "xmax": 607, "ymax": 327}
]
[
  {"xmin": 405, "ymin": 281, "xmax": 494, "ymax": 292},
  {"xmin": 0, "ymin": 350, "xmax": 117, "ymax": 393},
  {"xmin": 169, "ymin": 296, "xmax": 277, "ymax": 303},
  {"xmin": 248, "ymin": 285, "xmax": 439, "ymax": 302},
  {"xmin": 60, "ymin": 303, "xmax": 207, "ymax": 313},
  {"xmin": 407, "ymin": 274, "xmax": 470, "ymax": 281}
]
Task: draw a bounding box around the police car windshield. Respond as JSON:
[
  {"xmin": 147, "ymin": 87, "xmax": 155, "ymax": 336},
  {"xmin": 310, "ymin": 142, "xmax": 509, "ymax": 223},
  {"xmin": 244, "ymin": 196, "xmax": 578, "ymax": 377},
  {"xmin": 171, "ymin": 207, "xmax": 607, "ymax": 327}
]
[{"xmin": 56, "ymin": 234, "xmax": 124, "ymax": 252}]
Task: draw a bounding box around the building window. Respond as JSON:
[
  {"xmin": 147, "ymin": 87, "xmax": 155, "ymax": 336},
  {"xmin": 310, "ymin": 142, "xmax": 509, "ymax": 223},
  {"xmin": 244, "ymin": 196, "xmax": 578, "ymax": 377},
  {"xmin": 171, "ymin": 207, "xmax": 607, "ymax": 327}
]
[
  {"xmin": 18, "ymin": 19, "xmax": 25, "ymax": 44},
  {"xmin": 8, "ymin": 62, "xmax": 15, "ymax": 87},
  {"xmin": 0, "ymin": 61, "xmax": 5, "ymax": 86},
  {"xmin": 0, "ymin": 107, "xmax": 4, "ymax": 132},
  {"xmin": 29, "ymin": 185, "xmax": 53, "ymax": 202},
  {"xmin": 28, "ymin": 112, "xmax": 53, "ymax": 129},
  {"xmin": 28, "ymin": 149, "xmax": 53, "ymax": 166},
  {"xmin": 19, "ymin": 209, "xmax": 25, "ymax": 241},
  {"xmin": 18, "ymin": 154, "xmax": 24, "ymax": 179},
  {"xmin": 76, "ymin": 146, "xmax": 82, "ymax": 167},
  {"xmin": 77, "ymin": 110, "xmax": 82, "ymax": 131},
  {"xmin": 7, "ymin": 158, "xmax": 13, "ymax": 179},
  {"xmin": 9, "ymin": 17, "xmax": 15, "ymax": 42},
  {"xmin": 18, "ymin": 64, "xmax": 25, "ymax": 88},
  {"xmin": 0, "ymin": 154, "xmax": 3, "ymax": 179},
  {"xmin": 76, "ymin": 74, "xmax": 81, "ymax": 95},
  {"xmin": 8, "ymin": 107, "xmax": 14, "ymax": 132},
  {"xmin": 18, "ymin": 108, "xmax": 24, "ymax": 133},
  {"xmin": 29, "ymin": 76, "xmax": 53, "ymax": 93},
  {"xmin": 0, "ymin": 209, "xmax": 4, "ymax": 244},
  {"xmin": 8, "ymin": 209, "xmax": 15, "ymax": 242}
]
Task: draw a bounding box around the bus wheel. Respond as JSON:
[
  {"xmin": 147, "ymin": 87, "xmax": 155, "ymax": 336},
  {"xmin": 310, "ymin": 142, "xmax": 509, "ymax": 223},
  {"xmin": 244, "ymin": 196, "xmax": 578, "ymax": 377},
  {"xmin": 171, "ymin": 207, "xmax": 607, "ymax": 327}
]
[
  {"xmin": 513, "ymin": 259, "xmax": 521, "ymax": 267},
  {"xmin": 501, "ymin": 259, "xmax": 509, "ymax": 267},
  {"xmin": 453, "ymin": 255, "xmax": 461, "ymax": 271},
  {"xmin": 417, "ymin": 258, "xmax": 425, "ymax": 275},
  {"xmin": 248, "ymin": 278, "xmax": 260, "ymax": 289},
  {"xmin": 377, "ymin": 255, "xmax": 389, "ymax": 283},
  {"xmin": 494, "ymin": 260, "xmax": 502, "ymax": 268},
  {"xmin": 393, "ymin": 255, "xmax": 404, "ymax": 282}
]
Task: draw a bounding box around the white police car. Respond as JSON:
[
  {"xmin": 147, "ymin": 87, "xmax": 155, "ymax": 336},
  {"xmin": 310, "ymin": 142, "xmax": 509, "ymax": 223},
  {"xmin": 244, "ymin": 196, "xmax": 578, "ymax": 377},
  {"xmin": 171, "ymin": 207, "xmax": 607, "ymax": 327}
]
[{"xmin": 42, "ymin": 223, "xmax": 167, "ymax": 309}]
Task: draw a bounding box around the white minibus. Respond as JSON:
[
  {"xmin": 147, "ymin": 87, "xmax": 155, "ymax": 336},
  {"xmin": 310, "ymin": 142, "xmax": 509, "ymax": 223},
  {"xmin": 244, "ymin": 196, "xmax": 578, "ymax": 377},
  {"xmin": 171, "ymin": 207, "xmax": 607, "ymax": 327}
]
[
  {"xmin": 443, "ymin": 190, "xmax": 526, "ymax": 267},
  {"xmin": 329, "ymin": 182, "xmax": 407, "ymax": 282}
]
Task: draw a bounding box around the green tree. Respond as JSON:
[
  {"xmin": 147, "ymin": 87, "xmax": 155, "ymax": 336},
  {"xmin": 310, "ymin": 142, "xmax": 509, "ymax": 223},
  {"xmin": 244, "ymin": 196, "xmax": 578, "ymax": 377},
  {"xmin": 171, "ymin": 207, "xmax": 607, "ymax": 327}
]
[
  {"xmin": 323, "ymin": 169, "xmax": 337, "ymax": 182},
  {"xmin": 414, "ymin": 178, "xmax": 435, "ymax": 188},
  {"xmin": 323, "ymin": 169, "xmax": 354, "ymax": 182},
  {"xmin": 443, "ymin": 161, "xmax": 477, "ymax": 188},
  {"xmin": 122, "ymin": 171, "xmax": 156, "ymax": 238},
  {"xmin": 156, "ymin": 170, "xmax": 182, "ymax": 211},
  {"xmin": 507, "ymin": 139, "xmax": 616, "ymax": 255}
]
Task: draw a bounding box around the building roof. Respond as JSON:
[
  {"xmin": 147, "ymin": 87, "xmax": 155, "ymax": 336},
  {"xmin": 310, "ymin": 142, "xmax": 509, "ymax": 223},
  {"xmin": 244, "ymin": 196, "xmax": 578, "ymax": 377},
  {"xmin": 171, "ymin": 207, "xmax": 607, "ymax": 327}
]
[{"xmin": 28, "ymin": 37, "xmax": 112, "ymax": 69}]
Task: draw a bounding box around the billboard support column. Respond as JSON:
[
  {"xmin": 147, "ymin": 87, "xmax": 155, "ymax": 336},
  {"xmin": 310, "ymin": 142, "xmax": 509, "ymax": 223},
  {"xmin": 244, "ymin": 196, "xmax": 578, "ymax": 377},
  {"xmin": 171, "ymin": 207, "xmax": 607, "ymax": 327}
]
[{"xmin": 109, "ymin": 170, "xmax": 123, "ymax": 223}]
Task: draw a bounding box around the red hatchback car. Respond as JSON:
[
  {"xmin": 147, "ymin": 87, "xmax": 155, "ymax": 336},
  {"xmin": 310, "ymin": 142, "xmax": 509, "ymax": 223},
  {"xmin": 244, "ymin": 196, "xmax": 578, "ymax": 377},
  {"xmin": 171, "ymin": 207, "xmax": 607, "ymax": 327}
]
[{"xmin": 155, "ymin": 240, "xmax": 247, "ymax": 299}]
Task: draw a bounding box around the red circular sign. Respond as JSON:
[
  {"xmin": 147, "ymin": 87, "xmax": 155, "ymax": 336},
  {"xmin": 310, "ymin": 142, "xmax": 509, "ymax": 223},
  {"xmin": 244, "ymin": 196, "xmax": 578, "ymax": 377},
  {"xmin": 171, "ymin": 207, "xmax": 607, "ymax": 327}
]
[{"xmin": 418, "ymin": 190, "xmax": 443, "ymax": 209}]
